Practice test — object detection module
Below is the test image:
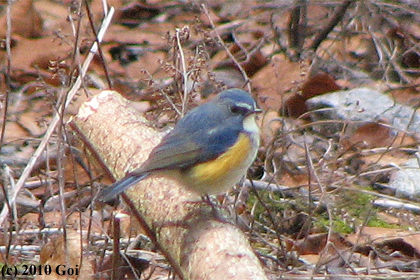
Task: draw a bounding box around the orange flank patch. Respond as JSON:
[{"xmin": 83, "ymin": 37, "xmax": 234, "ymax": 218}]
[{"xmin": 190, "ymin": 133, "xmax": 251, "ymax": 185}]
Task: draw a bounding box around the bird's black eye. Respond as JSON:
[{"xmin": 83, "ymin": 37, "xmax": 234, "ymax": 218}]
[{"xmin": 229, "ymin": 104, "xmax": 249, "ymax": 115}]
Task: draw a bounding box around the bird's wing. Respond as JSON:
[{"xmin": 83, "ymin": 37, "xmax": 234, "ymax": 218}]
[{"xmin": 138, "ymin": 119, "xmax": 242, "ymax": 173}]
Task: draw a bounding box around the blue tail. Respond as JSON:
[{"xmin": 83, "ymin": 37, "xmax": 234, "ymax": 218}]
[{"xmin": 98, "ymin": 173, "xmax": 149, "ymax": 202}]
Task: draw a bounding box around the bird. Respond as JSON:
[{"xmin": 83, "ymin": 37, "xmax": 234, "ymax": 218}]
[{"xmin": 98, "ymin": 88, "xmax": 261, "ymax": 202}]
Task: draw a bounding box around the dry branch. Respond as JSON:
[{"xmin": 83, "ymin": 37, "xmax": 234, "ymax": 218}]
[
  {"xmin": 72, "ymin": 90, "xmax": 269, "ymax": 280},
  {"xmin": 309, "ymin": 0, "xmax": 353, "ymax": 51}
]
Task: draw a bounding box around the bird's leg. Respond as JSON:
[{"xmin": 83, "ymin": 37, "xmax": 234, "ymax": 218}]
[{"xmin": 201, "ymin": 194, "xmax": 221, "ymax": 217}]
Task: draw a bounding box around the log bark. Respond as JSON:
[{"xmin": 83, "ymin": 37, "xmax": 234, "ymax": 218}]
[{"xmin": 72, "ymin": 90, "xmax": 269, "ymax": 280}]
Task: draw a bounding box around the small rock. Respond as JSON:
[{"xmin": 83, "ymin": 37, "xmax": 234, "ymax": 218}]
[
  {"xmin": 390, "ymin": 158, "xmax": 420, "ymax": 201},
  {"xmin": 306, "ymin": 87, "xmax": 420, "ymax": 137}
]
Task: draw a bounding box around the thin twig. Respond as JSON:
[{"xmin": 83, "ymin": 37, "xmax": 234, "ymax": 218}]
[
  {"xmin": 309, "ymin": 0, "xmax": 353, "ymax": 51},
  {"xmin": 201, "ymin": 4, "xmax": 252, "ymax": 93},
  {"xmin": 288, "ymin": 0, "xmax": 307, "ymax": 56},
  {"xmin": 84, "ymin": 0, "xmax": 112, "ymax": 89},
  {"xmin": 112, "ymin": 216, "xmax": 122, "ymax": 280},
  {"xmin": 249, "ymin": 180, "xmax": 287, "ymax": 259},
  {"xmin": 0, "ymin": 1, "xmax": 12, "ymax": 150},
  {"xmin": 175, "ymin": 28, "xmax": 189, "ymax": 117},
  {"xmin": 0, "ymin": 7, "xmax": 115, "ymax": 226},
  {"xmin": 68, "ymin": 0, "xmax": 83, "ymax": 88},
  {"xmin": 2, "ymin": 3, "xmax": 15, "ymax": 264},
  {"xmin": 123, "ymin": 195, "xmax": 185, "ymax": 280}
]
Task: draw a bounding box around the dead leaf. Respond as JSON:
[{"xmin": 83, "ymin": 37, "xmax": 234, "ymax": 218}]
[
  {"xmin": 253, "ymin": 54, "xmax": 304, "ymax": 111},
  {"xmin": 349, "ymin": 227, "xmax": 420, "ymax": 260},
  {"xmin": 114, "ymin": 3, "xmax": 161, "ymax": 27},
  {"xmin": 287, "ymin": 232, "xmax": 351, "ymax": 255},
  {"xmin": 343, "ymin": 121, "xmax": 393, "ymax": 150},
  {"xmin": 0, "ymin": 0, "xmax": 43, "ymax": 38},
  {"xmin": 283, "ymin": 73, "xmax": 341, "ymax": 118},
  {"xmin": 36, "ymin": 230, "xmax": 94, "ymax": 280}
]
